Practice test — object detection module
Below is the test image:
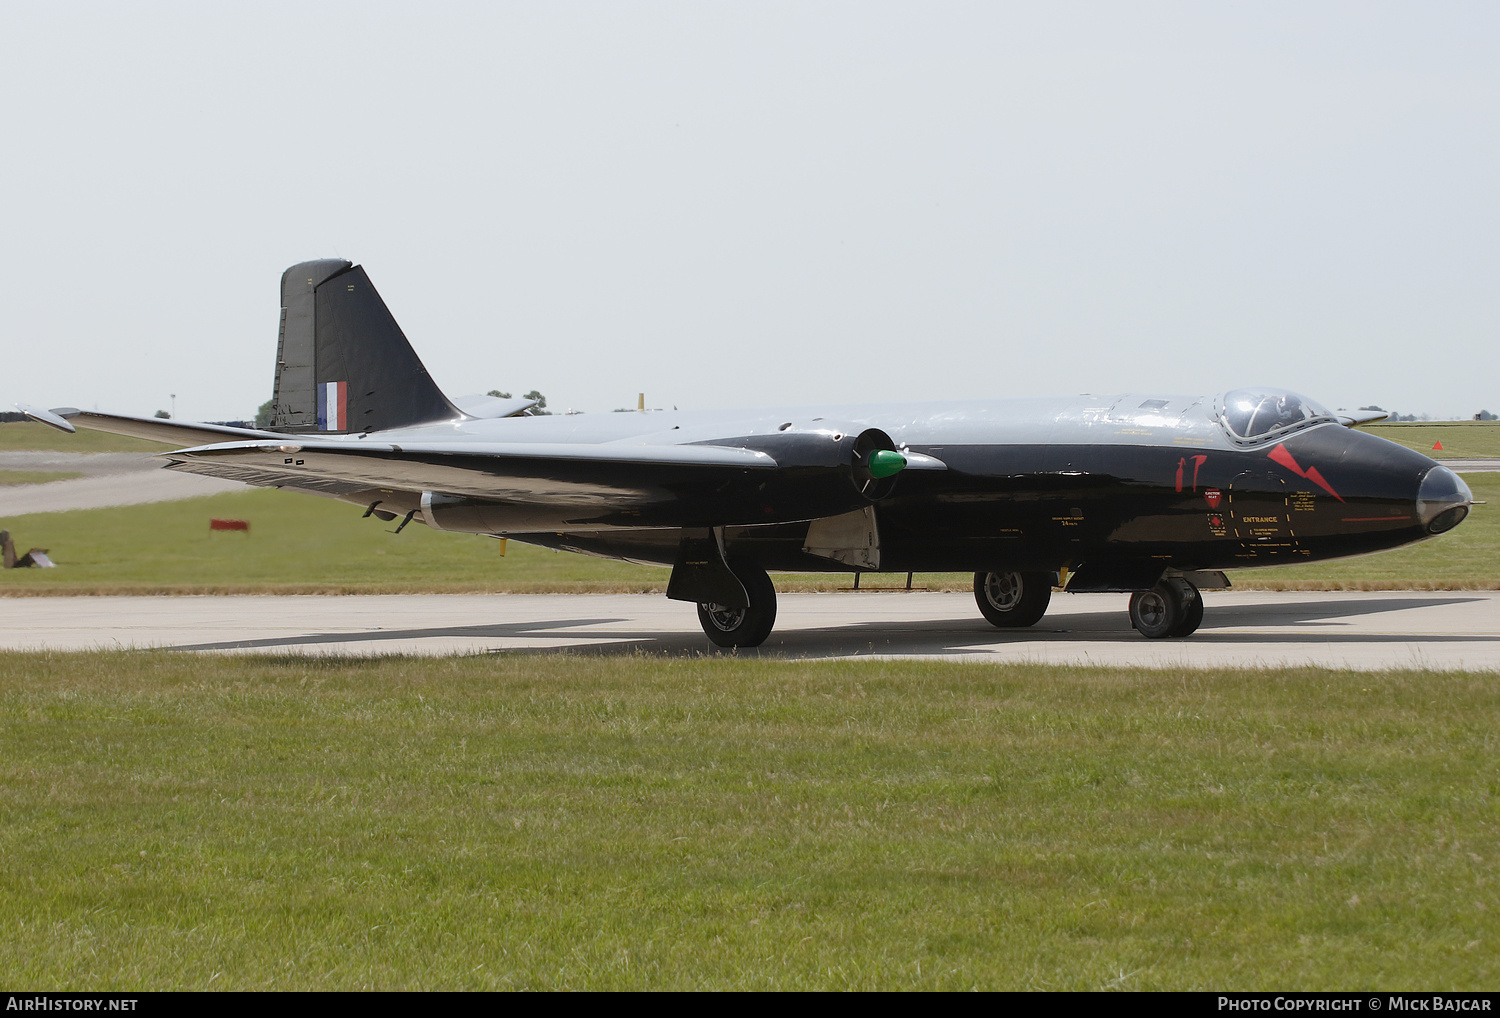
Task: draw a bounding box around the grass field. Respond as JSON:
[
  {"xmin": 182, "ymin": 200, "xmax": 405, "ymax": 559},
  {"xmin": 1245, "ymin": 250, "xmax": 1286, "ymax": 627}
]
[
  {"xmin": 1364, "ymin": 421, "xmax": 1500, "ymax": 461},
  {"xmin": 0, "ymin": 422, "xmax": 170, "ymax": 454},
  {"xmin": 0, "ymin": 470, "xmax": 82, "ymax": 486},
  {"xmin": 2, "ymin": 474, "xmax": 1497, "ymax": 595},
  {"xmin": 0, "ymin": 487, "xmax": 665, "ymax": 594},
  {"xmin": 1, "ymin": 652, "xmax": 1494, "ymax": 990}
]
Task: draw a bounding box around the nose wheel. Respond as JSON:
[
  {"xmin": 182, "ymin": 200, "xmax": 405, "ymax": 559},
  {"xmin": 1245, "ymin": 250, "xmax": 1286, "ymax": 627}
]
[
  {"xmin": 1128, "ymin": 578, "xmax": 1203, "ymax": 638},
  {"xmin": 697, "ymin": 566, "xmax": 777, "ymax": 648}
]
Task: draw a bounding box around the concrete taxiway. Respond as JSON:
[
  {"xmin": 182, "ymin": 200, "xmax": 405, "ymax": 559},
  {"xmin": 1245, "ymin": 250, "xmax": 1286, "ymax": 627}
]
[
  {"xmin": 2, "ymin": 590, "xmax": 1497, "ymax": 669},
  {"xmin": 0, "ymin": 452, "xmax": 245, "ymax": 515}
]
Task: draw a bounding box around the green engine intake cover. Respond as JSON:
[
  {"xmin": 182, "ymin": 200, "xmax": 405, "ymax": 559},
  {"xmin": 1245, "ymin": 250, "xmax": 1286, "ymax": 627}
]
[{"xmin": 866, "ymin": 449, "xmax": 907, "ymax": 479}]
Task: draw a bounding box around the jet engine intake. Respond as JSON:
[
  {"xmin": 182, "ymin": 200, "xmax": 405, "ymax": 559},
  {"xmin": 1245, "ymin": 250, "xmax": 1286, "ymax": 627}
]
[{"xmin": 851, "ymin": 428, "xmax": 905, "ymax": 501}]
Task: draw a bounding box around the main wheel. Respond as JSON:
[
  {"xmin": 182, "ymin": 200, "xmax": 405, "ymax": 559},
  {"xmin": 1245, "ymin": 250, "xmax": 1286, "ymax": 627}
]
[
  {"xmin": 1168, "ymin": 583, "xmax": 1204, "ymax": 637},
  {"xmin": 1128, "ymin": 578, "xmax": 1200, "ymax": 639},
  {"xmin": 974, "ymin": 570, "xmax": 1052, "ymax": 628},
  {"xmin": 697, "ymin": 566, "xmax": 777, "ymax": 648}
]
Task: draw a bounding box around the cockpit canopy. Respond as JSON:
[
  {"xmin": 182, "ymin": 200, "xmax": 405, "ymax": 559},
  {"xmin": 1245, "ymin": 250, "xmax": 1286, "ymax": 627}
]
[{"xmin": 1218, "ymin": 387, "xmax": 1336, "ymax": 444}]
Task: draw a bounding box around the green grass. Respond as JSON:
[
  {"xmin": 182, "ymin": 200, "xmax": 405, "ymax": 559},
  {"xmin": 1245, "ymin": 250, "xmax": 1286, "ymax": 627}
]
[
  {"xmin": 0, "ymin": 422, "xmax": 172, "ymax": 453},
  {"xmin": 2, "ymin": 475, "xmax": 1497, "ymax": 594},
  {"xmin": 1363, "ymin": 421, "xmax": 1500, "ymax": 460},
  {"xmin": 0, "ymin": 487, "xmax": 664, "ymax": 594},
  {"xmin": 0, "ymin": 653, "xmax": 1494, "ymax": 990},
  {"xmin": 0, "ymin": 470, "xmax": 82, "ymax": 485}
]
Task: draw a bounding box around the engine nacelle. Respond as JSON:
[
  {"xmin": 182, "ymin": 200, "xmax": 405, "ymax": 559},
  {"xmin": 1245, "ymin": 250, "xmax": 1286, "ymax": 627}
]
[
  {"xmin": 411, "ymin": 424, "xmax": 911, "ymax": 535},
  {"xmin": 725, "ymin": 423, "xmax": 905, "ymax": 503}
]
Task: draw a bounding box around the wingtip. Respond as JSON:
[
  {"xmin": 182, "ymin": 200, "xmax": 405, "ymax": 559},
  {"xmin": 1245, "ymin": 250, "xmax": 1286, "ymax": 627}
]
[{"xmin": 15, "ymin": 404, "xmax": 77, "ymax": 434}]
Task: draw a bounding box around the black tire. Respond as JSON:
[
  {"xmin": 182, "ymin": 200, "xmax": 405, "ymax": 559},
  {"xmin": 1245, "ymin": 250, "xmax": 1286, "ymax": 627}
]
[
  {"xmin": 974, "ymin": 570, "xmax": 1052, "ymax": 628},
  {"xmin": 697, "ymin": 566, "xmax": 777, "ymax": 648},
  {"xmin": 1129, "ymin": 578, "xmax": 1200, "ymax": 639},
  {"xmin": 1168, "ymin": 582, "xmax": 1204, "ymax": 637}
]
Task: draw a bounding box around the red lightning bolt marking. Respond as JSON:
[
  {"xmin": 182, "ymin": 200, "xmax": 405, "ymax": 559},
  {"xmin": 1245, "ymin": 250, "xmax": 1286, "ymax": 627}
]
[{"xmin": 1267, "ymin": 444, "xmax": 1344, "ymax": 502}]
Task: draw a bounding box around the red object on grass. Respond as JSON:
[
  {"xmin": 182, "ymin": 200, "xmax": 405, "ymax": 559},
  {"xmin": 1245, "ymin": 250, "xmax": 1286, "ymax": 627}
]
[
  {"xmin": 210, "ymin": 519, "xmax": 249, "ymax": 532},
  {"xmin": 1434, "ymin": 441, "xmax": 1444, "ymax": 451}
]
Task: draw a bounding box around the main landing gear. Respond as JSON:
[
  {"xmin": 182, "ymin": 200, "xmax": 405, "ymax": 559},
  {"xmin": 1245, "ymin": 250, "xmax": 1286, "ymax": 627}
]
[
  {"xmin": 974, "ymin": 570, "xmax": 1052, "ymax": 628},
  {"xmin": 1127, "ymin": 577, "xmax": 1204, "ymax": 639},
  {"xmin": 697, "ymin": 566, "xmax": 777, "ymax": 648},
  {"xmin": 972, "ymin": 569, "xmax": 1206, "ymax": 639}
]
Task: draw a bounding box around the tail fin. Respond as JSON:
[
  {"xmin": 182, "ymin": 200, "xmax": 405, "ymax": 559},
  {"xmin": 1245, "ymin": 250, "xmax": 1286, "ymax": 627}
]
[{"xmin": 269, "ymin": 260, "xmax": 464, "ymax": 433}]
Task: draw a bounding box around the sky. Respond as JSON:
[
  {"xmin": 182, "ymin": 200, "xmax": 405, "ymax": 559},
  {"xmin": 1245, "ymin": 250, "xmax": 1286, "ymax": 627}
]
[{"xmin": 2, "ymin": 1, "xmax": 1497, "ymax": 423}]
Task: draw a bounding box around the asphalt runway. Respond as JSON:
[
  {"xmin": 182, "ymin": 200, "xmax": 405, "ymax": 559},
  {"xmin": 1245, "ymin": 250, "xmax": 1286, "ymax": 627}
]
[{"xmin": 4, "ymin": 589, "xmax": 1498, "ymax": 669}]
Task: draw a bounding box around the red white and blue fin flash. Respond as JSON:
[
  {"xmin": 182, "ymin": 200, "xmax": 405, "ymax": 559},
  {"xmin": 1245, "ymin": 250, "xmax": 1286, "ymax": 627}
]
[{"xmin": 317, "ymin": 381, "xmax": 347, "ymax": 431}]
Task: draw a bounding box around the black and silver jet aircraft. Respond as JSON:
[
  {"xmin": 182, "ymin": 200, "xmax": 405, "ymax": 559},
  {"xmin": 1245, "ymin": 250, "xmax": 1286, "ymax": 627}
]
[{"xmin": 20, "ymin": 259, "xmax": 1474, "ymax": 646}]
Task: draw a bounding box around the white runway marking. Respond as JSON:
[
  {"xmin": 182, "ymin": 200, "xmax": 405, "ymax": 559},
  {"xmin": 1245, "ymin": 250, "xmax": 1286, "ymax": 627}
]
[{"xmin": 1, "ymin": 590, "xmax": 1497, "ymax": 669}]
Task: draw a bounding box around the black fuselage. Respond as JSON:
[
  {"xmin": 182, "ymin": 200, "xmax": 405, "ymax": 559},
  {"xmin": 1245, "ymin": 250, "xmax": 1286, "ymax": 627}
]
[{"xmin": 513, "ymin": 409, "xmax": 1461, "ymax": 586}]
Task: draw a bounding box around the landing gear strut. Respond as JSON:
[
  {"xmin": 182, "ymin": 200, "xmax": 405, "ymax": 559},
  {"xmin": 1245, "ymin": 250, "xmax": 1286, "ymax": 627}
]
[
  {"xmin": 697, "ymin": 566, "xmax": 777, "ymax": 648},
  {"xmin": 973, "ymin": 570, "xmax": 1052, "ymax": 628},
  {"xmin": 1128, "ymin": 577, "xmax": 1203, "ymax": 638}
]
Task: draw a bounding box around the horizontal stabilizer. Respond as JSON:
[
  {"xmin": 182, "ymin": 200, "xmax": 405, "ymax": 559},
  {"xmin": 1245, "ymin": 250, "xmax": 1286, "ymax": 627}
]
[
  {"xmin": 450, "ymin": 394, "xmax": 540, "ymax": 419},
  {"xmin": 1337, "ymin": 409, "xmax": 1390, "ymax": 427}
]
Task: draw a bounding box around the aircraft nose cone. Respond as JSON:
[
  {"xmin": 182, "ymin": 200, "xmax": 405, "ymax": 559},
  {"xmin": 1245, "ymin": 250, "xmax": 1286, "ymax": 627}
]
[{"xmin": 1417, "ymin": 465, "xmax": 1472, "ymax": 534}]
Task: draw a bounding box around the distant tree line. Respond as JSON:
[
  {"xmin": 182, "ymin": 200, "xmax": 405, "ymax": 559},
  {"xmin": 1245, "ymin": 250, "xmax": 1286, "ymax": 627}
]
[
  {"xmin": 247, "ymin": 390, "xmax": 552, "ymax": 429},
  {"xmin": 1359, "ymin": 405, "xmax": 1497, "ymax": 423},
  {"xmin": 488, "ymin": 390, "xmax": 549, "ymax": 415}
]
